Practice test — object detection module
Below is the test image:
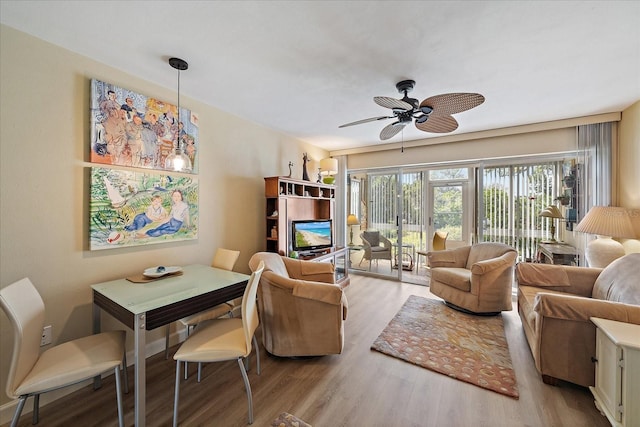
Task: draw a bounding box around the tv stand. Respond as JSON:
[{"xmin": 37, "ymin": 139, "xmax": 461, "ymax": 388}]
[
  {"xmin": 298, "ymin": 248, "xmax": 331, "ymax": 258},
  {"xmin": 264, "ymin": 176, "xmax": 335, "ymax": 255}
]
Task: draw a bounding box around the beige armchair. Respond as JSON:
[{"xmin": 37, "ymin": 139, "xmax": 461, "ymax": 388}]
[
  {"xmin": 516, "ymin": 253, "xmax": 640, "ymax": 387},
  {"xmin": 428, "ymin": 242, "xmax": 518, "ymax": 314},
  {"xmin": 248, "ymin": 252, "xmax": 348, "ymax": 357},
  {"xmin": 359, "ymin": 230, "xmax": 392, "ymax": 271}
]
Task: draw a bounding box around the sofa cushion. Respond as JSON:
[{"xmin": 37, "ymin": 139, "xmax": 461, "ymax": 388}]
[
  {"xmin": 592, "ymin": 253, "xmax": 640, "ymax": 304},
  {"xmin": 431, "ymin": 267, "xmax": 471, "ymax": 292}
]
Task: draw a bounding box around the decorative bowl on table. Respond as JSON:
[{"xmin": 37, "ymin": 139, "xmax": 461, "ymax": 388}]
[{"xmin": 142, "ymin": 266, "xmax": 182, "ymax": 278}]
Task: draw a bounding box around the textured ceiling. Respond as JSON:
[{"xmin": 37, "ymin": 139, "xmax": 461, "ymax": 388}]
[{"xmin": 1, "ymin": 1, "xmax": 639, "ymax": 152}]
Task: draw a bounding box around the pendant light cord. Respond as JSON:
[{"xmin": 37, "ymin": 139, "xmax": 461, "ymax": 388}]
[{"xmin": 176, "ymin": 68, "xmax": 180, "ymax": 151}]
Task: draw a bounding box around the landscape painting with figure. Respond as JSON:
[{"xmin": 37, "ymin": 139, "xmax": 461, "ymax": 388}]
[
  {"xmin": 90, "ymin": 167, "xmax": 199, "ymax": 250},
  {"xmin": 90, "ymin": 79, "xmax": 198, "ymax": 173}
]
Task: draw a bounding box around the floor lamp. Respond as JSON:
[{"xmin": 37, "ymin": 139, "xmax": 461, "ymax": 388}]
[
  {"xmin": 575, "ymin": 206, "xmax": 636, "ymax": 268},
  {"xmin": 347, "ymin": 214, "xmax": 360, "ymax": 246}
]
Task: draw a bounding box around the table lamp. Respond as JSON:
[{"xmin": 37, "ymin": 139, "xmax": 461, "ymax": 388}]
[
  {"xmin": 319, "ymin": 158, "xmax": 338, "ymax": 184},
  {"xmin": 539, "ymin": 205, "xmax": 564, "ymax": 242},
  {"xmin": 347, "ymin": 214, "xmax": 360, "ymax": 246},
  {"xmin": 574, "ymin": 206, "xmax": 636, "ymax": 268}
]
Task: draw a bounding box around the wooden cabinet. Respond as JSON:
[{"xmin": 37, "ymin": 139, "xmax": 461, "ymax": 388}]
[
  {"xmin": 589, "ymin": 317, "xmax": 640, "ymax": 427},
  {"xmin": 264, "ymin": 176, "xmax": 335, "ymax": 255}
]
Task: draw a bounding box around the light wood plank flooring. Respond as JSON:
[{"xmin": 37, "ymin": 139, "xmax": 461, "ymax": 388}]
[{"xmin": 4, "ymin": 275, "xmax": 606, "ymax": 426}]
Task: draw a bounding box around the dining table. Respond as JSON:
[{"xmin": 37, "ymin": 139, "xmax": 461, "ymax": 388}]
[{"xmin": 91, "ymin": 264, "xmax": 250, "ymax": 427}]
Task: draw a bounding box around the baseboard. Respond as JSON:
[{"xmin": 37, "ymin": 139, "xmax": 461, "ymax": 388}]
[{"xmin": 0, "ymin": 328, "xmax": 187, "ymax": 425}]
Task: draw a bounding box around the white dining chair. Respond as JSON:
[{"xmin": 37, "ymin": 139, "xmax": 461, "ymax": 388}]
[
  {"xmin": 0, "ymin": 278, "xmax": 127, "ymax": 427},
  {"xmin": 172, "ymin": 261, "xmax": 264, "ymax": 426},
  {"xmin": 165, "ymin": 248, "xmax": 241, "ymax": 364}
]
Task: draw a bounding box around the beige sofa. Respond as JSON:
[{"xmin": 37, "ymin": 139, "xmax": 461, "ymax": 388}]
[
  {"xmin": 516, "ymin": 253, "xmax": 640, "ymax": 387},
  {"xmin": 248, "ymin": 252, "xmax": 348, "ymax": 357},
  {"xmin": 428, "ymin": 242, "xmax": 518, "ymax": 314}
]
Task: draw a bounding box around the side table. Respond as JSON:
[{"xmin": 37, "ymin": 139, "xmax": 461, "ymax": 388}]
[{"xmin": 589, "ymin": 317, "xmax": 640, "ymax": 427}]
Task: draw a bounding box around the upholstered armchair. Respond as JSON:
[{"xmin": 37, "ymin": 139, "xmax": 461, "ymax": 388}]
[
  {"xmin": 359, "ymin": 230, "xmax": 392, "ymax": 270},
  {"xmin": 428, "ymin": 242, "xmax": 518, "ymax": 314},
  {"xmin": 248, "ymin": 252, "xmax": 348, "ymax": 357}
]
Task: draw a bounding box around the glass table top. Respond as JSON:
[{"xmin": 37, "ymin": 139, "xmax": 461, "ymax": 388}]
[{"xmin": 91, "ymin": 264, "xmax": 249, "ymax": 314}]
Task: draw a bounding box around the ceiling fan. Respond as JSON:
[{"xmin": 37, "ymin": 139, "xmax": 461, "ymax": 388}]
[{"xmin": 339, "ymin": 80, "xmax": 485, "ymax": 140}]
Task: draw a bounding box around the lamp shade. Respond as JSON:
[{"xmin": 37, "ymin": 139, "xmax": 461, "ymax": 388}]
[
  {"xmin": 574, "ymin": 206, "xmax": 635, "ymax": 238},
  {"xmin": 575, "ymin": 206, "xmax": 636, "ymax": 268},
  {"xmin": 319, "ymin": 158, "xmax": 338, "ymax": 176},
  {"xmin": 539, "ymin": 205, "xmax": 564, "ymax": 219},
  {"xmin": 347, "ymin": 214, "xmax": 360, "ymax": 226}
]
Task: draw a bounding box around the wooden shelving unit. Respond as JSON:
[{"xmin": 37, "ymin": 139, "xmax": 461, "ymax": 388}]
[{"xmin": 264, "ymin": 176, "xmax": 335, "ymax": 255}]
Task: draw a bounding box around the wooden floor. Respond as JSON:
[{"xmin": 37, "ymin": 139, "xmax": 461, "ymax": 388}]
[{"xmin": 4, "ymin": 275, "xmax": 607, "ymax": 427}]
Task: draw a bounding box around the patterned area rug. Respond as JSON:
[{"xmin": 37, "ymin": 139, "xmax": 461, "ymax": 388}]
[{"xmin": 371, "ymin": 295, "xmax": 519, "ymax": 399}]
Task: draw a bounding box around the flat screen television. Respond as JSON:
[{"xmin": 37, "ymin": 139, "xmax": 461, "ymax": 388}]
[{"xmin": 291, "ymin": 219, "xmax": 333, "ymax": 253}]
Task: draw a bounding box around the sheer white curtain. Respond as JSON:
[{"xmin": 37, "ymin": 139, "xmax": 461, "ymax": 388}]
[
  {"xmin": 577, "ymin": 122, "xmax": 614, "ymax": 212},
  {"xmin": 575, "ymin": 122, "xmax": 615, "ymax": 264}
]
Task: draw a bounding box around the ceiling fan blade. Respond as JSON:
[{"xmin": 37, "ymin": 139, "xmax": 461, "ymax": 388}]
[
  {"xmin": 380, "ymin": 122, "xmax": 406, "ymax": 140},
  {"xmin": 420, "ymin": 93, "xmax": 485, "ymax": 116},
  {"xmin": 338, "ymin": 116, "xmax": 394, "ymax": 128},
  {"xmin": 415, "ymin": 115, "xmax": 459, "ymax": 133},
  {"xmin": 374, "ymin": 96, "xmax": 413, "ymax": 110}
]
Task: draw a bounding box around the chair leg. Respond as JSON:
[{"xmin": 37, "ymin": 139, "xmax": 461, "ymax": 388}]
[
  {"xmin": 184, "ymin": 325, "xmax": 194, "ymax": 380},
  {"xmin": 122, "ymin": 352, "xmax": 129, "ymax": 394},
  {"xmin": 197, "ymin": 362, "xmax": 202, "ymax": 382},
  {"xmin": 9, "ymin": 396, "xmax": 27, "ymax": 427},
  {"xmin": 237, "ymin": 358, "xmax": 254, "ymax": 425},
  {"xmin": 114, "ymin": 366, "xmax": 124, "ymax": 427},
  {"xmin": 32, "ymin": 394, "xmax": 40, "ymax": 425},
  {"xmin": 173, "ymin": 361, "xmax": 182, "ymax": 427},
  {"xmin": 253, "ymin": 335, "xmax": 261, "ymax": 375}
]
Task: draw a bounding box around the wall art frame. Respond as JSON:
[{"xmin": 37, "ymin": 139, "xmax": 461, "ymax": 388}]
[
  {"xmin": 90, "ymin": 79, "xmax": 199, "ymax": 173},
  {"xmin": 90, "ymin": 166, "xmax": 198, "ymax": 250}
]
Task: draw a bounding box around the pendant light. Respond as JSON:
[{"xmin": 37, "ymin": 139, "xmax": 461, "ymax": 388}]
[{"xmin": 165, "ymin": 57, "xmax": 192, "ymax": 173}]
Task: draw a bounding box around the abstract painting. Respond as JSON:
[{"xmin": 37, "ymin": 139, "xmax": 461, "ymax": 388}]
[
  {"xmin": 90, "ymin": 167, "xmax": 198, "ymax": 250},
  {"xmin": 90, "ymin": 79, "xmax": 198, "ymax": 173}
]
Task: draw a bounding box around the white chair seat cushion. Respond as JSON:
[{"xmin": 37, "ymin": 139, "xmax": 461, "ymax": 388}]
[
  {"xmin": 178, "ymin": 303, "xmax": 233, "ymax": 327},
  {"xmin": 174, "ymin": 318, "xmax": 248, "ymax": 363},
  {"xmin": 15, "ymin": 330, "xmax": 125, "ymax": 396}
]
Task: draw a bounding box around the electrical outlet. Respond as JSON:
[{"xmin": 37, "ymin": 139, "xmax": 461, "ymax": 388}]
[{"xmin": 41, "ymin": 325, "xmax": 52, "ymax": 346}]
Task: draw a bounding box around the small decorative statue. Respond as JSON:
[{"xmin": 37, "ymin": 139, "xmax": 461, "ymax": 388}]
[
  {"xmin": 287, "ymin": 161, "xmax": 293, "ymax": 178},
  {"xmin": 302, "ymin": 152, "xmax": 310, "ymax": 181},
  {"xmin": 317, "ymin": 167, "xmax": 322, "ymax": 183}
]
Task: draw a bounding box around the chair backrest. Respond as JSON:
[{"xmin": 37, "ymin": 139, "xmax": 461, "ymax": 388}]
[
  {"xmin": 466, "ymin": 242, "xmax": 517, "ymax": 269},
  {"xmin": 241, "ymin": 261, "xmax": 264, "ymax": 354},
  {"xmin": 212, "ymin": 248, "xmax": 240, "ymax": 271},
  {"xmin": 0, "ymin": 278, "xmax": 45, "ymax": 398},
  {"xmin": 361, "ymin": 230, "xmax": 380, "ymax": 247},
  {"xmin": 432, "ymin": 231, "xmax": 448, "ymax": 251}
]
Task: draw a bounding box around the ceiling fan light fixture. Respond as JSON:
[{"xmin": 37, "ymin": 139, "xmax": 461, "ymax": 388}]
[{"xmin": 340, "ymin": 80, "xmax": 484, "ymax": 141}]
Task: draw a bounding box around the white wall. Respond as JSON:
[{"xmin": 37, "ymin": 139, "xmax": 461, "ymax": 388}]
[
  {"xmin": 0, "ymin": 24, "xmax": 328, "ymax": 412},
  {"xmin": 617, "ymin": 100, "xmax": 640, "ymax": 252}
]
